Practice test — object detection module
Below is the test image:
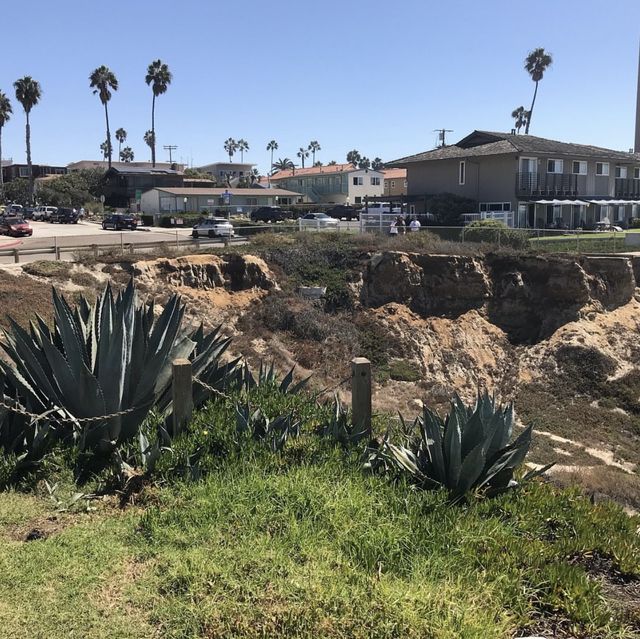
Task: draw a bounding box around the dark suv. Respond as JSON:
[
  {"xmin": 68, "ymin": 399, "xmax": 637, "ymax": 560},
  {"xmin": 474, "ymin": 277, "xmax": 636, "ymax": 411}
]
[
  {"xmin": 102, "ymin": 214, "xmax": 138, "ymax": 231},
  {"xmin": 250, "ymin": 207, "xmax": 286, "ymax": 223},
  {"xmin": 50, "ymin": 207, "xmax": 79, "ymax": 224},
  {"xmin": 325, "ymin": 205, "xmax": 359, "ymax": 220}
]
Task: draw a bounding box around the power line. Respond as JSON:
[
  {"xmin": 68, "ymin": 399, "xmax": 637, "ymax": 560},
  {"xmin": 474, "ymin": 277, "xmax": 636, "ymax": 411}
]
[{"xmin": 163, "ymin": 145, "xmax": 178, "ymax": 163}]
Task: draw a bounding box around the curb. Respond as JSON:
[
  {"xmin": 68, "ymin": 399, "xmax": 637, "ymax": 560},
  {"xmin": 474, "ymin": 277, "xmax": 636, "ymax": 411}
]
[{"xmin": 0, "ymin": 239, "xmax": 22, "ymax": 250}]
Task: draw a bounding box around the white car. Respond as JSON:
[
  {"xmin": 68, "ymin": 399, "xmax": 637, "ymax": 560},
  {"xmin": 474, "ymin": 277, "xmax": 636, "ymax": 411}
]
[
  {"xmin": 192, "ymin": 217, "xmax": 235, "ymax": 238},
  {"xmin": 32, "ymin": 206, "xmax": 58, "ymax": 221},
  {"xmin": 299, "ymin": 212, "xmax": 340, "ymax": 229}
]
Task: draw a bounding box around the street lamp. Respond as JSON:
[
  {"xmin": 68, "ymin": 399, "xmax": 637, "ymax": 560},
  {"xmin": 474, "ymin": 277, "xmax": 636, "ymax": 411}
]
[{"xmin": 183, "ymin": 197, "xmax": 188, "ymax": 214}]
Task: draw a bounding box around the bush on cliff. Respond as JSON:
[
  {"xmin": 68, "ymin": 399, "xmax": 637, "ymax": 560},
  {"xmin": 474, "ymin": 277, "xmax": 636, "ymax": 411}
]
[{"xmin": 464, "ymin": 219, "xmax": 530, "ymax": 250}]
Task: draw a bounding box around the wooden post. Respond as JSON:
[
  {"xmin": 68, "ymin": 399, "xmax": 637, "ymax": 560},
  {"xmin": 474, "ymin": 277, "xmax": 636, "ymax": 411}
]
[
  {"xmin": 92, "ymin": 244, "xmax": 99, "ymax": 259},
  {"xmin": 351, "ymin": 357, "xmax": 372, "ymax": 436},
  {"xmin": 13, "ymin": 249, "xmax": 19, "ymax": 264},
  {"xmin": 172, "ymin": 358, "xmax": 193, "ymax": 437}
]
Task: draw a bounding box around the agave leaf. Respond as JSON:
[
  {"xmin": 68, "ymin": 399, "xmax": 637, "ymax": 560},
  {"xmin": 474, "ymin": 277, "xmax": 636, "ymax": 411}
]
[
  {"xmin": 443, "ymin": 408, "xmax": 462, "ymax": 488},
  {"xmin": 420, "ymin": 407, "xmax": 446, "ymax": 484},
  {"xmin": 52, "ymin": 288, "xmax": 90, "ymax": 372},
  {"xmin": 454, "ymin": 440, "xmax": 488, "ymax": 496},
  {"xmin": 279, "ymin": 366, "xmax": 295, "ymax": 393}
]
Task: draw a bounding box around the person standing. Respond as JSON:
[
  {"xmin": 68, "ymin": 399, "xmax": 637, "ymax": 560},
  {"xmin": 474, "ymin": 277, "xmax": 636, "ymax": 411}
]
[
  {"xmin": 410, "ymin": 217, "xmax": 421, "ymax": 232},
  {"xmin": 389, "ymin": 219, "xmax": 398, "ymax": 236}
]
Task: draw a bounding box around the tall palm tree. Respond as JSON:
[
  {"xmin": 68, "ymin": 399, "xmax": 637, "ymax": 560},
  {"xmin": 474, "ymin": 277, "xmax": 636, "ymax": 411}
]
[
  {"xmin": 308, "ymin": 140, "xmax": 321, "ymax": 165},
  {"xmin": 144, "ymin": 130, "xmax": 155, "ymax": 161},
  {"xmin": 511, "ymin": 106, "xmax": 529, "ymax": 134},
  {"xmin": 89, "ymin": 66, "xmax": 118, "ymax": 169},
  {"xmin": 346, "ymin": 149, "xmax": 361, "ymax": 166},
  {"xmin": 249, "ymin": 168, "xmax": 260, "ymax": 184},
  {"xmin": 237, "ymin": 138, "xmax": 249, "ymax": 162},
  {"xmin": 266, "ymin": 140, "xmax": 278, "ymax": 181},
  {"xmin": 0, "ymin": 91, "xmax": 12, "ymax": 196},
  {"xmin": 358, "ymin": 157, "xmax": 371, "ymax": 170},
  {"xmin": 297, "ymin": 146, "xmax": 309, "ymax": 168},
  {"xmin": 145, "ymin": 59, "xmax": 172, "ymax": 167},
  {"xmin": 524, "ymin": 47, "xmax": 552, "ymax": 134},
  {"xmin": 272, "ymin": 157, "xmax": 294, "ymax": 173},
  {"xmin": 224, "ymin": 137, "xmax": 237, "ymax": 162},
  {"xmin": 120, "ymin": 146, "xmax": 134, "ymax": 162},
  {"xmin": 115, "ymin": 127, "xmax": 127, "ymax": 157},
  {"xmin": 371, "ymin": 157, "xmax": 383, "ymax": 171},
  {"xmin": 13, "ymin": 76, "xmax": 41, "ymax": 204}
]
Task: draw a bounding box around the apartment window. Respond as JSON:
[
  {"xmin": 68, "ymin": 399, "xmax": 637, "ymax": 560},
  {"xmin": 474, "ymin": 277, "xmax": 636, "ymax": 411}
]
[
  {"xmin": 370, "ymin": 177, "xmax": 380, "ymax": 185},
  {"xmin": 479, "ymin": 202, "xmax": 511, "ymax": 212},
  {"xmin": 616, "ymin": 205, "xmax": 626, "ymax": 221},
  {"xmin": 219, "ymin": 171, "xmax": 225, "ymax": 177},
  {"xmin": 19, "ymin": 167, "xmax": 30, "ymax": 177},
  {"xmin": 547, "ymin": 159, "xmax": 563, "ymax": 174},
  {"xmin": 355, "ymin": 196, "xmax": 362, "ymax": 204},
  {"xmin": 615, "ymin": 166, "xmax": 628, "ymax": 179},
  {"xmin": 459, "ymin": 161, "xmax": 466, "ymax": 185},
  {"xmin": 353, "ymin": 176, "xmax": 363, "ymax": 185},
  {"xmin": 596, "ymin": 162, "xmax": 609, "ymax": 176},
  {"xmin": 635, "ymin": 167, "xmax": 640, "ymax": 180},
  {"xmin": 246, "ymin": 197, "xmax": 258, "ymax": 206},
  {"xmin": 298, "ymin": 179, "xmax": 303, "ymax": 186},
  {"xmin": 600, "ymin": 204, "xmax": 609, "ymax": 221},
  {"xmin": 390, "ymin": 180, "xmax": 395, "ymax": 188},
  {"xmin": 572, "ymin": 161, "xmax": 587, "ymax": 175}
]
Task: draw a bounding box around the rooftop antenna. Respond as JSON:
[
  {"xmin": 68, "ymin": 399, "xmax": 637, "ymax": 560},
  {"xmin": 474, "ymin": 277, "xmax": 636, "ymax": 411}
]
[
  {"xmin": 163, "ymin": 145, "xmax": 178, "ymax": 163},
  {"xmin": 434, "ymin": 128, "xmax": 453, "ymax": 148}
]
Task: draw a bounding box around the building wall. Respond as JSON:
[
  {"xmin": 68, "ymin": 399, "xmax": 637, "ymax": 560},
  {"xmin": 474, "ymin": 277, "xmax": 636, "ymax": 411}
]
[
  {"xmin": 140, "ymin": 190, "xmax": 284, "ymax": 216},
  {"xmin": 199, "ymin": 162, "xmax": 254, "ymax": 180},
  {"xmin": 384, "ymin": 177, "xmax": 407, "ymax": 196},
  {"xmin": 347, "ymin": 169, "xmax": 385, "ymax": 204}
]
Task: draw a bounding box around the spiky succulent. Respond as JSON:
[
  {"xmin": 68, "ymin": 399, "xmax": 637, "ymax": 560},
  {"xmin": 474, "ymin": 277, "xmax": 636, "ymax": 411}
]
[
  {"xmin": 376, "ymin": 393, "xmax": 551, "ymax": 500},
  {"xmin": 240, "ymin": 360, "xmax": 310, "ymax": 394},
  {"xmin": 318, "ymin": 394, "xmax": 369, "ymax": 448},
  {"xmin": 235, "ymin": 402, "xmax": 300, "ymax": 452}
]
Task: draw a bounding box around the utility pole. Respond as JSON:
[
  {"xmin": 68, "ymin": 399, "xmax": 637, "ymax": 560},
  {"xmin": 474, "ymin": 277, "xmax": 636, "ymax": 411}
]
[
  {"xmin": 163, "ymin": 145, "xmax": 178, "ymax": 164},
  {"xmin": 433, "ymin": 128, "xmax": 453, "ymax": 148}
]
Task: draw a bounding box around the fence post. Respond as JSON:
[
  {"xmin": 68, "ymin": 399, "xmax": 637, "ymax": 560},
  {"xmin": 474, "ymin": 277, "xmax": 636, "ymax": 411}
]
[
  {"xmin": 54, "ymin": 236, "xmax": 59, "ymax": 260},
  {"xmin": 92, "ymin": 244, "xmax": 99, "ymax": 259},
  {"xmin": 120, "ymin": 232, "xmax": 124, "ymax": 254},
  {"xmin": 172, "ymin": 358, "xmax": 193, "ymax": 437},
  {"xmin": 175, "ymin": 229, "xmax": 180, "ymax": 250},
  {"xmin": 13, "ymin": 249, "xmax": 19, "ymax": 264},
  {"xmin": 351, "ymin": 357, "xmax": 372, "ymax": 436}
]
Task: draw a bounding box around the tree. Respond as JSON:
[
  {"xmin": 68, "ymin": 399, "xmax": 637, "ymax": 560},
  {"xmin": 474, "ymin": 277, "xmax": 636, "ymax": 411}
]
[
  {"xmin": 358, "ymin": 157, "xmax": 371, "ymax": 170},
  {"xmin": 145, "ymin": 59, "xmax": 172, "ymax": 167},
  {"xmin": 0, "ymin": 91, "xmax": 12, "ymax": 197},
  {"xmin": 115, "ymin": 127, "xmax": 127, "ymax": 157},
  {"xmin": 100, "ymin": 139, "xmax": 111, "ymax": 160},
  {"xmin": 237, "ymin": 138, "xmax": 249, "ymax": 162},
  {"xmin": 13, "ymin": 76, "xmax": 41, "ymax": 204},
  {"xmin": 524, "ymin": 47, "xmax": 552, "ymax": 134},
  {"xmin": 328, "ymin": 160, "xmax": 337, "ymax": 166},
  {"xmin": 346, "ymin": 149, "xmax": 361, "ymax": 166},
  {"xmin": 120, "ymin": 146, "xmax": 134, "ymax": 162},
  {"xmin": 249, "ymin": 168, "xmax": 260, "ymax": 184},
  {"xmin": 297, "ymin": 146, "xmax": 309, "ymax": 168},
  {"xmin": 89, "ymin": 66, "xmax": 118, "ymax": 169},
  {"xmin": 224, "ymin": 137, "xmax": 237, "ymax": 162},
  {"xmin": 371, "ymin": 157, "xmax": 383, "ymax": 171},
  {"xmin": 511, "ymin": 106, "xmax": 529, "ymax": 134},
  {"xmin": 308, "ymin": 140, "xmax": 321, "ymax": 164},
  {"xmin": 266, "ymin": 140, "xmax": 278, "ymax": 178},
  {"xmin": 272, "ymin": 157, "xmax": 294, "ymax": 173},
  {"xmin": 313, "ymin": 161, "xmax": 322, "ymax": 167},
  {"xmin": 36, "ymin": 169, "xmax": 105, "ymax": 208},
  {"xmin": 144, "ymin": 130, "xmax": 155, "ymax": 160}
]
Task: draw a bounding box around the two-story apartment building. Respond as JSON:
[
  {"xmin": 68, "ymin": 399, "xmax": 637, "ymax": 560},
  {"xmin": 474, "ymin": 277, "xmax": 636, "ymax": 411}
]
[
  {"xmin": 389, "ymin": 130, "xmax": 640, "ymax": 228},
  {"xmin": 269, "ymin": 163, "xmax": 384, "ymax": 204},
  {"xmin": 381, "ymin": 168, "xmax": 407, "ymax": 196}
]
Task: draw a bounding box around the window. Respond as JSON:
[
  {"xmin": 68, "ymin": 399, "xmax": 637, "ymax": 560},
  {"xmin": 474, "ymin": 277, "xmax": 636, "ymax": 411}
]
[
  {"xmin": 390, "ymin": 180, "xmax": 395, "ymax": 188},
  {"xmin": 616, "ymin": 205, "xmax": 626, "ymax": 221},
  {"xmin": 615, "ymin": 166, "xmax": 628, "ymax": 179},
  {"xmin": 353, "ymin": 176, "xmax": 363, "ymax": 185},
  {"xmin": 634, "ymin": 167, "xmax": 640, "ymax": 179},
  {"xmin": 600, "ymin": 204, "xmax": 609, "ymax": 221},
  {"xmin": 219, "ymin": 171, "xmax": 225, "ymax": 177},
  {"xmin": 479, "ymin": 202, "xmax": 511, "ymax": 212},
  {"xmin": 572, "ymin": 161, "xmax": 587, "ymax": 175},
  {"xmin": 355, "ymin": 196, "xmax": 362, "ymax": 204},
  {"xmin": 404, "ymin": 180, "xmax": 408, "ymax": 187},
  {"xmin": 459, "ymin": 161, "xmax": 466, "ymax": 185},
  {"xmin": 547, "ymin": 159, "xmax": 563, "ymax": 174},
  {"xmin": 19, "ymin": 167, "xmax": 30, "ymax": 177},
  {"xmin": 246, "ymin": 197, "xmax": 258, "ymax": 206},
  {"xmin": 370, "ymin": 177, "xmax": 380, "ymax": 185},
  {"xmin": 596, "ymin": 162, "xmax": 609, "ymax": 176}
]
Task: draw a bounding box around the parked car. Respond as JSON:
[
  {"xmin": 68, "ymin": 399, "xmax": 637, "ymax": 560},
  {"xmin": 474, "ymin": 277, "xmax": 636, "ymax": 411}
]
[
  {"xmin": 32, "ymin": 206, "xmax": 58, "ymax": 221},
  {"xmin": 22, "ymin": 207, "xmax": 36, "ymax": 219},
  {"xmin": 49, "ymin": 207, "xmax": 79, "ymax": 224},
  {"xmin": 102, "ymin": 214, "xmax": 138, "ymax": 231},
  {"xmin": 192, "ymin": 217, "xmax": 235, "ymax": 238},
  {"xmin": 0, "ymin": 216, "xmax": 33, "ymax": 237},
  {"xmin": 325, "ymin": 204, "xmax": 359, "ymax": 220},
  {"xmin": 595, "ymin": 221, "xmax": 623, "ymax": 232},
  {"xmin": 2, "ymin": 204, "xmax": 23, "ymax": 216},
  {"xmin": 299, "ymin": 212, "xmax": 340, "ymax": 229},
  {"xmin": 250, "ymin": 206, "xmax": 286, "ymax": 223}
]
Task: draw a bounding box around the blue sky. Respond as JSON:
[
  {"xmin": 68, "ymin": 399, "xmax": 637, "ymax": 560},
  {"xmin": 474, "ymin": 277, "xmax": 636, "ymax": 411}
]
[{"xmin": 1, "ymin": 0, "xmax": 639, "ymax": 173}]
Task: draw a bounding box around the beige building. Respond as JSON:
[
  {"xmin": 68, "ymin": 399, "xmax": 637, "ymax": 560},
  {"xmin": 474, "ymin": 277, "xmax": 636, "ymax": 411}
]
[{"xmin": 382, "ymin": 168, "xmax": 407, "ymax": 196}]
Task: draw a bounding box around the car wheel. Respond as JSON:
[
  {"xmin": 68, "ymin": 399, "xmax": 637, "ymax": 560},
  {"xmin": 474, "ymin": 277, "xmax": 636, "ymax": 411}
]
[
  {"xmin": 102, "ymin": 224, "xmax": 107, "ymax": 230},
  {"xmin": 193, "ymin": 231, "xmax": 199, "ymax": 238},
  {"xmin": 208, "ymin": 230, "xmax": 215, "ymax": 238}
]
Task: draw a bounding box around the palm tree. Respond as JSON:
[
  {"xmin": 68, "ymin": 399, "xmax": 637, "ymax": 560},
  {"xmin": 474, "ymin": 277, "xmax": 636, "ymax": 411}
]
[
  {"xmin": 115, "ymin": 127, "xmax": 127, "ymax": 157},
  {"xmin": 266, "ymin": 140, "xmax": 278, "ymax": 180},
  {"xmin": 13, "ymin": 76, "xmax": 41, "ymax": 204},
  {"xmin": 358, "ymin": 157, "xmax": 371, "ymax": 170},
  {"xmin": 328, "ymin": 160, "xmax": 337, "ymax": 166},
  {"xmin": 346, "ymin": 149, "xmax": 361, "ymax": 166},
  {"xmin": 308, "ymin": 140, "xmax": 321, "ymax": 164},
  {"xmin": 249, "ymin": 168, "xmax": 260, "ymax": 184},
  {"xmin": 120, "ymin": 146, "xmax": 134, "ymax": 162},
  {"xmin": 100, "ymin": 139, "xmax": 111, "ymax": 160},
  {"xmin": 224, "ymin": 137, "xmax": 237, "ymax": 162},
  {"xmin": 144, "ymin": 130, "xmax": 155, "ymax": 161},
  {"xmin": 524, "ymin": 47, "xmax": 552, "ymax": 134},
  {"xmin": 237, "ymin": 138, "xmax": 249, "ymax": 162},
  {"xmin": 0, "ymin": 91, "xmax": 12, "ymax": 196},
  {"xmin": 89, "ymin": 66, "xmax": 118, "ymax": 169},
  {"xmin": 145, "ymin": 59, "xmax": 172, "ymax": 167},
  {"xmin": 272, "ymin": 157, "xmax": 294, "ymax": 173},
  {"xmin": 372, "ymin": 157, "xmax": 383, "ymax": 171},
  {"xmin": 297, "ymin": 146, "xmax": 309, "ymax": 168},
  {"xmin": 511, "ymin": 106, "xmax": 529, "ymax": 134}
]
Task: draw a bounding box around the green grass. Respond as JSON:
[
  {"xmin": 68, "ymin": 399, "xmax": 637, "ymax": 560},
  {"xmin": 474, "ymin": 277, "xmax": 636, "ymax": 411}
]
[{"xmin": 0, "ymin": 391, "xmax": 638, "ymax": 638}]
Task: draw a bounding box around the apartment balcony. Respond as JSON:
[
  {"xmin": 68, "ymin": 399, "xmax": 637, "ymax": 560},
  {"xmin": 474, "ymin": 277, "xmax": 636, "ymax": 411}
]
[
  {"xmin": 515, "ymin": 172, "xmax": 578, "ymax": 197},
  {"xmin": 614, "ymin": 178, "xmax": 640, "ymax": 198}
]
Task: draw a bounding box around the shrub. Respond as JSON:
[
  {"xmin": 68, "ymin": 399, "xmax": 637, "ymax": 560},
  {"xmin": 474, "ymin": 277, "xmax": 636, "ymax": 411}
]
[
  {"xmin": 630, "ymin": 218, "xmax": 640, "ymax": 229},
  {"xmin": 463, "ymin": 219, "xmax": 530, "ymax": 250}
]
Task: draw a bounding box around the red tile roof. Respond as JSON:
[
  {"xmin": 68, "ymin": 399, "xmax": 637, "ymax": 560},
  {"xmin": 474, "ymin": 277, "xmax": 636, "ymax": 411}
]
[
  {"xmin": 381, "ymin": 168, "xmax": 406, "ymax": 180},
  {"xmin": 270, "ymin": 163, "xmax": 356, "ymax": 180}
]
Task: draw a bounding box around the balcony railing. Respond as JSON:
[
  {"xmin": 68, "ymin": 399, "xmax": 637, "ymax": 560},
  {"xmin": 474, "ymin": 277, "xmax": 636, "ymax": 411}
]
[
  {"xmin": 614, "ymin": 178, "xmax": 640, "ymax": 197},
  {"xmin": 516, "ymin": 172, "xmax": 578, "ymax": 197}
]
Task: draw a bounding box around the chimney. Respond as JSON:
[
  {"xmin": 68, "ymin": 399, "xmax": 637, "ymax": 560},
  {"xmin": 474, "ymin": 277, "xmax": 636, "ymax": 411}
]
[{"xmin": 636, "ymin": 41, "xmax": 640, "ymax": 152}]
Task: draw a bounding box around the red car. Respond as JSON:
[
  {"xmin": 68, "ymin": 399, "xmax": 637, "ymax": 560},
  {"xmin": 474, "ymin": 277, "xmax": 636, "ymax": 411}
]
[{"xmin": 0, "ymin": 216, "xmax": 33, "ymax": 237}]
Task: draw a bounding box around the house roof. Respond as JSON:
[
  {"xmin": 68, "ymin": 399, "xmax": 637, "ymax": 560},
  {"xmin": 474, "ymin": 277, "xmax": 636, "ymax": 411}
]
[
  {"xmin": 389, "ymin": 130, "xmax": 640, "ymax": 165},
  {"xmin": 381, "ymin": 168, "xmax": 407, "ymax": 180},
  {"xmin": 68, "ymin": 160, "xmax": 184, "ymax": 171},
  {"xmin": 150, "ymin": 187, "xmax": 301, "ymax": 197},
  {"xmin": 107, "ymin": 166, "xmax": 182, "ymax": 175},
  {"xmin": 270, "ymin": 163, "xmax": 359, "ymax": 180}
]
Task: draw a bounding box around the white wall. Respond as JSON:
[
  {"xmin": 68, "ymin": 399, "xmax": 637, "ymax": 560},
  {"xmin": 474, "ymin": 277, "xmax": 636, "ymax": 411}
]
[{"xmin": 347, "ymin": 169, "xmax": 384, "ymax": 203}]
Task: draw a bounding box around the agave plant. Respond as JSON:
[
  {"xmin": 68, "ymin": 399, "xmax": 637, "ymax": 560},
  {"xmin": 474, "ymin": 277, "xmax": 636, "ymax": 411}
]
[
  {"xmin": 0, "ymin": 281, "xmax": 234, "ymax": 480},
  {"xmin": 377, "ymin": 393, "xmax": 551, "ymax": 501},
  {"xmin": 235, "ymin": 402, "xmax": 300, "ymax": 452},
  {"xmin": 318, "ymin": 394, "xmax": 369, "ymax": 449},
  {"xmin": 240, "ymin": 360, "xmax": 310, "ymax": 395}
]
